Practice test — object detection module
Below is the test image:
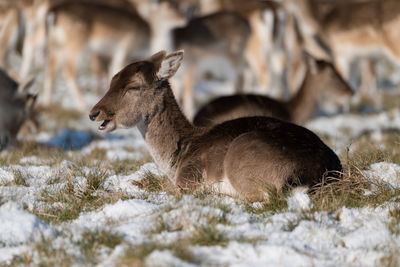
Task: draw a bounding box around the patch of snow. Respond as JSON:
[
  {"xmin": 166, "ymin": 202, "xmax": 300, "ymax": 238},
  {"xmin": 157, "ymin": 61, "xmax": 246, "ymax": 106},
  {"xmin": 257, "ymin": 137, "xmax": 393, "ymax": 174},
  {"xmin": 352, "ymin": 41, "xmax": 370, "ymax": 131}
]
[
  {"xmin": 69, "ymin": 199, "xmax": 161, "ymax": 242},
  {"xmin": 307, "ymin": 109, "xmax": 400, "ymax": 151},
  {"xmin": 106, "ymin": 150, "xmax": 144, "ymax": 161},
  {"xmin": 193, "ymin": 241, "xmax": 315, "ymax": 267},
  {"xmin": 146, "ymin": 250, "xmax": 196, "ymax": 267},
  {"xmin": 287, "ymin": 187, "xmax": 313, "ymax": 212},
  {"xmin": 8, "ymin": 165, "xmax": 54, "ymax": 187},
  {"xmin": 365, "ymin": 162, "xmax": 400, "ymax": 188},
  {"xmin": 0, "ymin": 246, "xmax": 29, "ymax": 264},
  {"xmin": 0, "ymin": 168, "xmax": 14, "ymax": 185},
  {"xmin": 0, "ymin": 202, "xmax": 54, "ymax": 246},
  {"xmin": 73, "ymin": 176, "xmax": 87, "ymax": 195},
  {"xmin": 19, "ymin": 156, "xmax": 48, "ymax": 165},
  {"xmin": 104, "ymin": 163, "xmax": 164, "ymax": 197}
]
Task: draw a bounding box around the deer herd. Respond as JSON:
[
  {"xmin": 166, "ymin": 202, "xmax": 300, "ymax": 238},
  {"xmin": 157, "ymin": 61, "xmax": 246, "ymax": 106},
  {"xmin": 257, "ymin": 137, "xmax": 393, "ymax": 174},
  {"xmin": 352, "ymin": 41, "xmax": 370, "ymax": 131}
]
[{"xmin": 1, "ymin": 0, "xmax": 399, "ymax": 201}]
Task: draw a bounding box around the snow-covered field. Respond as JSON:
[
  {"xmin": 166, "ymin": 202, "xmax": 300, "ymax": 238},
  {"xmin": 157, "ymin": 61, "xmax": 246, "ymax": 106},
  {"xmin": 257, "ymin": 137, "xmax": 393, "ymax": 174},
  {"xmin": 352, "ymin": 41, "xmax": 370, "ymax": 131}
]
[
  {"xmin": 0, "ymin": 101, "xmax": 399, "ymax": 266},
  {"xmin": 1, "ymin": 52, "xmax": 400, "ymax": 265}
]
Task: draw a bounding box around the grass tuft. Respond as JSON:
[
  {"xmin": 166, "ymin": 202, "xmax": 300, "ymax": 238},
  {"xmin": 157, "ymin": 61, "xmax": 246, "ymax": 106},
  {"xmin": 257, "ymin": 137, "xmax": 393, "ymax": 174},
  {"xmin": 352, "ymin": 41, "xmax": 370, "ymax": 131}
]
[
  {"xmin": 132, "ymin": 171, "xmax": 178, "ymax": 196},
  {"xmin": 13, "ymin": 170, "xmax": 27, "ymax": 186}
]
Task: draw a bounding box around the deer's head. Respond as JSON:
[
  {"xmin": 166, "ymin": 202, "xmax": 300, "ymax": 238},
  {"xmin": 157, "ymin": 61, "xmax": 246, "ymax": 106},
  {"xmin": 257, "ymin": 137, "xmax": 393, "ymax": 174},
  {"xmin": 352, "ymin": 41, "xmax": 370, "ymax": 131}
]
[
  {"xmin": 89, "ymin": 50, "xmax": 184, "ymax": 132},
  {"xmin": 304, "ymin": 52, "xmax": 354, "ymax": 98},
  {"xmin": 0, "ymin": 74, "xmax": 37, "ymax": 140}
]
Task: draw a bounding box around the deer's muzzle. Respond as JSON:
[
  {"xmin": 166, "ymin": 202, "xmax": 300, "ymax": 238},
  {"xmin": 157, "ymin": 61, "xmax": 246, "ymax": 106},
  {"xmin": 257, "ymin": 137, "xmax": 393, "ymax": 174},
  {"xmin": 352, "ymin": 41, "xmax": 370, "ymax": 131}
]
[{"xmin": 89, "ymin": 111, "xmax": 100, "ymax": 121}]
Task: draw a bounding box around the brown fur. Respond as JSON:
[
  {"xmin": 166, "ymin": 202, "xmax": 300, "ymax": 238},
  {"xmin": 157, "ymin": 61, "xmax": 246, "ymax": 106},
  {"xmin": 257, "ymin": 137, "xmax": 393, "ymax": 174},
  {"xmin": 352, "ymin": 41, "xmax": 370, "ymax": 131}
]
[
  {"xmin": 0, "ymin": 69, "xmax": 37, "ymax": 149},
  {"xmin": 89, "ymin": 51, "xmax": 342, "ymax": 202}
]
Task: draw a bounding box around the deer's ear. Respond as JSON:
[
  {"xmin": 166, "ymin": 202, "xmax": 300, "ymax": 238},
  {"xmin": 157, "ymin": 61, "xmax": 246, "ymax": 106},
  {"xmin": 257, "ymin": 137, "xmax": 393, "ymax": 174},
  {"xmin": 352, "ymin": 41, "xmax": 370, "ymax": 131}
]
[
  {"xmin": 156, "ymin": 50, "xmax": 184, "ymax": 80},
  {"xmin": 149, "ymin": 50, "xmax": 167, "ymax": 66},
  {"xmin": 17, "ymin": 76, "xmax": 35, "ymax": 95},
  {"xmin": 303, "ymin": 51, "xmax": 318, "ymax": 74}
]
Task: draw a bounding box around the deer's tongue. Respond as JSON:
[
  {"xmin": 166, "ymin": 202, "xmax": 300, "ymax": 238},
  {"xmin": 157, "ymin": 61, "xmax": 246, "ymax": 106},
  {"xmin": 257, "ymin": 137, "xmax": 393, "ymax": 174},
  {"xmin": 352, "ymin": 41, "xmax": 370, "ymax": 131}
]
[{"xmin": 99, "ymin": 120, "xmax": 110, "ymax": 130}]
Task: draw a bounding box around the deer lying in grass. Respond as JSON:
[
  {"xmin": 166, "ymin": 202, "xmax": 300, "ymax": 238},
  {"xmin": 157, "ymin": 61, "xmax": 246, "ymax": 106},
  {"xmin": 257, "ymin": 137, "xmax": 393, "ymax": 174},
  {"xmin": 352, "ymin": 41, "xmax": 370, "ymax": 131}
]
[
  {"xmin": 193, "ymin": 53, "xmax": 353, "ymax": 127},
  {"xmin": 0, "ymin": 69, "xmax": 37, "ymax": 150},
  {"xmin": 283, "ymin": 0, "xmax": 400, "ymax": 105},
  {"xmin": 89, "ymin": 50, "xmax": 342, "ymax": 202}
]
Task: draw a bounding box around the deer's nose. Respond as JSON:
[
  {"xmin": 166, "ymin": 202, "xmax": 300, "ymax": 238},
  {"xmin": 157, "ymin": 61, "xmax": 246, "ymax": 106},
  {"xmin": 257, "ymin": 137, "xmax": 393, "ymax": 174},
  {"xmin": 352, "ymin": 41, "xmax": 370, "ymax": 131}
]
[{"xmin": 89, "ymin": 111, "xmax": 100, "ymax": 121}]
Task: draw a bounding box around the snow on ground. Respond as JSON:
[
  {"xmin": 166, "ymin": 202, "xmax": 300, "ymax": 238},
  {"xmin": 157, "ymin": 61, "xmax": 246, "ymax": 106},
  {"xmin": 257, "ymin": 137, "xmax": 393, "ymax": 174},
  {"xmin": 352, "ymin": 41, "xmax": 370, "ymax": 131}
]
[
  {"xmin": 0, "ymin": 120, "xmax": 399, "ymax": 265},
  {"xmin": 1, "ymin": 78, "xmax": 400, "ymax": 265},
  {"xmin": 307, "ymin": 109, "xmax": 400, "ymax": 151}
]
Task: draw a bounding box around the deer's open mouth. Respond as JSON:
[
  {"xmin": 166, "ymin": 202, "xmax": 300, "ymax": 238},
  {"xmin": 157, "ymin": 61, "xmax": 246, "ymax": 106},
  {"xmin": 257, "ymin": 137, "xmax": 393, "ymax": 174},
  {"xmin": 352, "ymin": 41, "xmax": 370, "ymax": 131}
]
[
  {"xmin": 99, "ymin": 120, "xmax": 110, "ymax": 130},
  {"xmin": 98, "ymin": 119, "xmax": 116, "ymax": 132}
]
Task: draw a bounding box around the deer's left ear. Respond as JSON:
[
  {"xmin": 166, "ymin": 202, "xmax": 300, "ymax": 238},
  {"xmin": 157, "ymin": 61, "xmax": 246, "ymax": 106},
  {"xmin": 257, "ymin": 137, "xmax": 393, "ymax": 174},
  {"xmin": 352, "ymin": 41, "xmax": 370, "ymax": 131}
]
[
  {"xmin": 303, "ymin": 51, "xmax": 318, "ymax": 74},
  {"xmin": 149, "ymin": 50, "xmax": 166, "ymax": 66},
  {"xmin": 156, "ymin": 50, "xmax": 184, "ymax": 80},
  {"xmin": 16, "ymin": 76, "xmax": 35, "ymax": 97}
]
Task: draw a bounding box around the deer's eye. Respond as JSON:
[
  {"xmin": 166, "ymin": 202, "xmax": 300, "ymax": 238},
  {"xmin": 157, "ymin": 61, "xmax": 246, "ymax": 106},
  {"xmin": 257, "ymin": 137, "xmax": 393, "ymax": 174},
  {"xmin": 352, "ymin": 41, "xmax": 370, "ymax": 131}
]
[{"xmin": 127, "ymin": 86, "xmax": 140, "ymax": 91}]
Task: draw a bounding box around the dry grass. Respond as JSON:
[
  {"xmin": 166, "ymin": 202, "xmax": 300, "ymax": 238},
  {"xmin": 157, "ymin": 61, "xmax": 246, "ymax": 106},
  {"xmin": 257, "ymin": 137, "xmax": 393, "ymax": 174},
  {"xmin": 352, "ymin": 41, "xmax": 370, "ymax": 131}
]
[
  {"xmin": 132, "ymin": 171, "xmax": 180, "ymax": 197},
  {"xmin": 310, "ymin": 138, "xmax": 400, "ymax": 212},
  {"xmin": 120, "ymin": 241, "xmax": 196, "ymax": 266},
  {"xmin": 10, "ymin": 229, "xmax": 124, "ymax": 266},
  {"xmin": 32, "ymin": 167, "xmax": 125, "ymax": 223},
  {"xmin": 36, "ymin": 104, "xmax": 83, "ymax": 131},
  {"xmin": 0, "ymin": 142, "xmax": 65, "ymax": 166}
]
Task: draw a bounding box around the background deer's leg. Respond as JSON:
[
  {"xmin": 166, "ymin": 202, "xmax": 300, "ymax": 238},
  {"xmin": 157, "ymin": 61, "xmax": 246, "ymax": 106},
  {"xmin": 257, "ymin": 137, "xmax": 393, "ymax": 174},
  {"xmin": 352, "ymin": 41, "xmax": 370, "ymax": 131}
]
[
  {"xmin": 108, "ymin": 36, "xmax": 132, "ymax": 81},
  {"xmin": 64, "ymin": 52, "xmax": 86, "ymax": 111},
  {"xmin": 43, "ymin": 47, "xmax": 58, "ymax": 106},
  {"xmin": 181, "ymin": 64, "xmax": 196, "ymax": 120},
  {"xmin": 91, "ymin": 53, "xmax": 107, "ymax": 96}
]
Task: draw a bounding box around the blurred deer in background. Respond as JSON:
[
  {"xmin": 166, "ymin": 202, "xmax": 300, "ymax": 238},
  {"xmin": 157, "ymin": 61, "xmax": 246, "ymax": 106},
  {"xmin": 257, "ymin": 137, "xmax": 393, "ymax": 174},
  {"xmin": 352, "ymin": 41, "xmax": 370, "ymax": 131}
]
[
  {"xmin": 0, "ymin": 68, "xmax": 37, "ymax": 150},
  {"xmin": 0, "ymin": 0, "xmax": 49, "ymax": 80},
  {"xmin": 44, "ymin": 0, "xmax": 150, "ymax": 110},
  {"xmin": 0, "ymin": 1, "xmax": 24, "ymax": 76},
  {"xmin": 193, "ymin": 53, "xmax": 353, "ymax": 127},
  {"xmin": 172, "ymin": 11, "xmax": 251, "ymax": 119},
  {"xmin": 135, "ymin": 0, "xmax": 288, "ymax": 119},
  {"xmin": 18, "ymin": 0, "xmax": 49, "ymax": 80},
  {"xmin": 89, "ymin": 50, "xmax": 342, "ymax": 202},
  {"xmin": 283, "ymin": 0, "xmax": 400, "ymax": 106},
  {"xmin": 134, "ymin": 1, "xmax": 250, "ymax": 119}
]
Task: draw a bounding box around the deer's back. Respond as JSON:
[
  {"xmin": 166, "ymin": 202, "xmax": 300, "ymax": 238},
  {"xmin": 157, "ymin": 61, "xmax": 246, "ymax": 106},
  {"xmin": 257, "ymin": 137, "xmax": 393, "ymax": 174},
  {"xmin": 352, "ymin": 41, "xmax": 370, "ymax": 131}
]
[
  {"xmin": 193, "ymin": 94, "xmax": 291, "ymax": 127},
  {"xmin": 316, "ymin": 0, "xmax": 400, "ymax": 31},
  {"xmin": 185, "ymin": 116, "xmax": 341, "ymax": 188},
  {"xmin": 51, "ymin": 1, "xmax": 150, "ymax": 40},
  {"xmin": 173, "ymin": 11, "xmax": 250, "ymax": 53}
]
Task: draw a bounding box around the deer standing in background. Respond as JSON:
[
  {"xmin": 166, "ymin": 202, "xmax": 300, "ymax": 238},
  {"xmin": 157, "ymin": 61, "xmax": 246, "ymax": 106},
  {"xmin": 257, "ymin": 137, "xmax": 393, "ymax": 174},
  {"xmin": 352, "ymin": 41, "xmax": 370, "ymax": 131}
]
[
  {"xmin": 44, "ymin": 0, "xmax": 150, "ymax": 110},
  {"xmin": 0, "ymin": 1, "xmax": 24, "ymax": 76},
  {"xmin": 0, "ymin": 69, "xmax": 37, "ymax": 150},
  {"xmin": 0, "ymin": 0, "xmax": 49, "ymax": 80},
  {"xmin": 89, "ymin": 50, "xmax": 342, "ymax": 202},
  {"xmin": 172, "ymin": 11, "xmax": 251, "ymax": 119}
]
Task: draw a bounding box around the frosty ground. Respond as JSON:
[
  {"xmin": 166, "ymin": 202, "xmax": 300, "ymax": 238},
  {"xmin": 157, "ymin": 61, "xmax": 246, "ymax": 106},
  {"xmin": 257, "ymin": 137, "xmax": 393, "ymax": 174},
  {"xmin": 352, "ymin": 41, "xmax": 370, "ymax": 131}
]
[{"xmin": 1, "ymin": 87, "xmax": 400, "ymax": 266}]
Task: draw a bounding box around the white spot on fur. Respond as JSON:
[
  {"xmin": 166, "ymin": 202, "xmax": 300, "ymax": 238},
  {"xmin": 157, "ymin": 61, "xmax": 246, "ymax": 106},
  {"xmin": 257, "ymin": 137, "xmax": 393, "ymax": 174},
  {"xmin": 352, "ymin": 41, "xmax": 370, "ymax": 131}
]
[{"xmin": 210, "ymin": 176, "xmax": 240, "ymax": 198}]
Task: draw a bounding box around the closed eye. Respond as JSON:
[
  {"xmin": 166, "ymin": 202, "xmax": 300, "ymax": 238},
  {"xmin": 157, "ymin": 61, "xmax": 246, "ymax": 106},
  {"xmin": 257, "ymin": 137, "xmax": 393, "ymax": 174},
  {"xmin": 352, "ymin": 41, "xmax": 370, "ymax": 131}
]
[{"xmin": 122, "ymin": 86, "xmax": 141, "ymax": 97}]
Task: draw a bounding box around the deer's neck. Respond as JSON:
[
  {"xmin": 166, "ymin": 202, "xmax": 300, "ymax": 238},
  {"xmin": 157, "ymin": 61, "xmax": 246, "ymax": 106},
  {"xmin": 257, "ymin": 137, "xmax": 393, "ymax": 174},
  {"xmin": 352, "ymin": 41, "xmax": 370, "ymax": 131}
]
[
  {"xmin": 286, "ymin": 71, "xmax": 318, "ymax": 125},
  {"xmin": 137, "ymin": 82, "xmax": 197, "ymax": 178}
]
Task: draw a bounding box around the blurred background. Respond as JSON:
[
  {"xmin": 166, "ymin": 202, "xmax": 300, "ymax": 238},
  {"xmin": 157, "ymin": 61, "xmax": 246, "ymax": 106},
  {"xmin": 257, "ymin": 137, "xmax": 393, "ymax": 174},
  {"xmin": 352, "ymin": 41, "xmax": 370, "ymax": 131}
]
[{"xmin": 0, "ymin": 0, "xmax": 400, "ymax": 147}]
